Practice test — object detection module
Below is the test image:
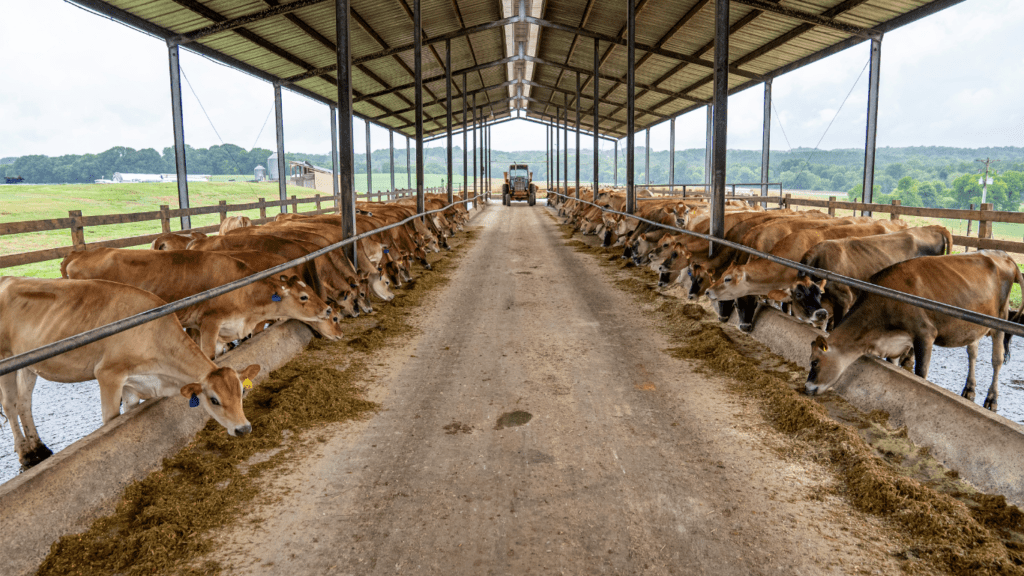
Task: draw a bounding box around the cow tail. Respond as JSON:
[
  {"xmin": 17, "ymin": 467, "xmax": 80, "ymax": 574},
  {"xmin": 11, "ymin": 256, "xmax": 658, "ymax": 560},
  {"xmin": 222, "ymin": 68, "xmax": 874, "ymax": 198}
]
[{"xmin": 942, "ymin": 226, "xmax": 953, "ymax": 255}]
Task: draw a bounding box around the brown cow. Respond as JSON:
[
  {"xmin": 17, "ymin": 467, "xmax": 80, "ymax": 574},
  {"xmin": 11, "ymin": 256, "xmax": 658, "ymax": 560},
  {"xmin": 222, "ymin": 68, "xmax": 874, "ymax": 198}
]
[
  {"xmin": 805, "ymin": 250, "xmax": 1024, "ymax": 412},
  {"xmin": 0, "ymin": 277, "xmax": 260, "ymax": 466},
  {"xmin": 152, "ymin": 231, "xmax": 207, "ymax": 250},
  {"xmin": 219, "ymin": 215, "xmax": 252, "ymax": 235}
]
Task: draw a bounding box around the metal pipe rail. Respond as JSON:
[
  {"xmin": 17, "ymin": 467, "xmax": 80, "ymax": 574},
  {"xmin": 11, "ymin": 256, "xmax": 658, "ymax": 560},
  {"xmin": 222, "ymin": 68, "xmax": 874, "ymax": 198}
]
[
  {"xmin": 548, "ymin": 189, "xmax": 1024, "ymax": 339},
  {"xmin": 0, "ymin": 198, "xmax": 474, "ymax": 379}
]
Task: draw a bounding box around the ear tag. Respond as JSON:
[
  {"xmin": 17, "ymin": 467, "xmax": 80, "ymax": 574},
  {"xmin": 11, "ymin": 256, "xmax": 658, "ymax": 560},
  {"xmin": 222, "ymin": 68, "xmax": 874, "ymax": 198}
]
[
  {"xmin": 822, "ymin": 344, "xmax": 829, "ymax": 352},
  {"xmin": 271, "ymin": 293, "xmax": 282, "ymax": 302},
  {"xmin": 350, "ymin": 283, "xmax": 358, "ymax": 288},
  {"xmin": 383, "ymin": 248, "xmax": 390, "ymax": 254},
  {"xmin": 189, "ymin": 393, "xmax": 200, "ymax": 408},
  {"xmin": 243, "ymin": 378, "xmax": 253, "ymax": 390}
]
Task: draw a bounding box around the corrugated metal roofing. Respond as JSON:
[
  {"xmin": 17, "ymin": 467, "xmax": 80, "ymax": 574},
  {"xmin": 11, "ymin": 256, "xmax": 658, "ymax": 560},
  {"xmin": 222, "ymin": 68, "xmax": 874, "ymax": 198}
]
[{"xmin": 74, "ymin": 0, "xmax": 964, "ymax": 139}]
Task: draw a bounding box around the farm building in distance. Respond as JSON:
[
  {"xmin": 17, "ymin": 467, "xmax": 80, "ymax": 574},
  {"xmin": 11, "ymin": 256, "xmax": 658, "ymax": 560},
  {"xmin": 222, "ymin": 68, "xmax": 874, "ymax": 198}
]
[{"xmin": 99, "ymin": 173, "xmax": 211, "ymax": 184}]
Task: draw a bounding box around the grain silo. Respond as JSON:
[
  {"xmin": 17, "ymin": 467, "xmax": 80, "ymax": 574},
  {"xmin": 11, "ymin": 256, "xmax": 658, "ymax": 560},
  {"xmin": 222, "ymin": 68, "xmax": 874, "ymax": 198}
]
[
  {"xmin": 254, "ymin": 165, "xmax": 267, "ymax": 182},
  {"xmin": 267, "ymin": 152, "xmax": 279, "ymax": 181}
]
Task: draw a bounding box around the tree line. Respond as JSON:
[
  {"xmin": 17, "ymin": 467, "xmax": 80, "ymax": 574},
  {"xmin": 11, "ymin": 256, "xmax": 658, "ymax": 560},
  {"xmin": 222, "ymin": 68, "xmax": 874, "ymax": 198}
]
[{"xmin": 3, "ymin": 143, "xmax": 1023, "ymax": 210}]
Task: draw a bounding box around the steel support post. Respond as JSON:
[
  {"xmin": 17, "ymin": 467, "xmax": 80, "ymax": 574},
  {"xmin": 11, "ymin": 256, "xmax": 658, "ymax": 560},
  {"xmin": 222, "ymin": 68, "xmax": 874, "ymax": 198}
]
[
  {"xmin": 463, "ymin": 74, "xmax": 468, "ymax": 199},
  {"xmin": 593, "ymin": 37, "xmax": 600, "ymax": 192},
  {"xmin": 555, "ymin": 107, "xmax": 560, "ymax": 191},
  {"xmin": 446, "ymin": 39, "xmax": 454, "ymax": 204},
  {"xmin": 335, "ymin": 0, "xmax": 356, "ymax": 263},
  {"xmin": 705, "ymin": 104, "xmax": 713, "ymax": 194},
  {"xmin": 645, "ymin": 128, "xmax": 650, "ymax": 186},
  {"xmin": 331, "ymin": 105, "xmax": 341, "ymax": 211},
  {"xmin": 167, "ymin": 44, "xmax": 191, "ymax": 229},
  {"xmin": 487, "ymin": 124, "xmax": 491, "ymax": 200},
  {"xmin": 761, "ymin": 79, "xmax": 772, "ymax": 202},
  {"xmin": 862, "ymin": 37, "xmax": 882, "ymax": 216},
  {"xmin": 575, "ymin": 71, "xmax": 581, "ymax": 200},
  {"xmin": 365, "ymin": 118, "xmax": 373, "ymax": 200},
  {"xmin": 274, "ymin": 82, "xmax": 288, "ymax": 213},
  {"xmin": 669, "ymin": 117, "xmax": 675, "ymax": 193},
  {"xmin": 563, "ymin": 104, "xmax": 568, "ymax": 194},
  {"xmin": 547, "ymin": 125, "xmax": 551, "ymax": 191},
  {"xmin": 626, "ymin": 0, "xmax": 636, "ymax": 214},
  {"xmin": 472, "ymin": 96, "xmax": 477, "ymax": 204},
  {"xmin": 710, "ymin": 0, "xmax": 729, "ymax": 254},
  {"xmin": 406, "ymin": 137, "xmax": 411, "ymax": 190},
  {"xmin": 614, "ymin": 142, "xmax": 618, "ymax": 187},
  {"xmin": 414, "ymin": 0, "xmax": 425, "ymax": 214},
  {"xmin": 389, "ymin": 129, "xmax": 395, "ymax": 195}
]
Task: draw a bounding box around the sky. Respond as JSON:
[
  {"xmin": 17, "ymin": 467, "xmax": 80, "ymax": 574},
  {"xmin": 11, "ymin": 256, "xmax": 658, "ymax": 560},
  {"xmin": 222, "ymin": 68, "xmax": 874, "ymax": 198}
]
[{"xmin": 2, "ymin": 0, "xmax": 1023, "ymax": 160}]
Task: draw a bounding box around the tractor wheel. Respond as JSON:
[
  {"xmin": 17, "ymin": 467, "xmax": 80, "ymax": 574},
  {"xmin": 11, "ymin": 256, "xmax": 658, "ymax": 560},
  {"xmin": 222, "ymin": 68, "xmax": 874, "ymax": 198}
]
[{"xmin": 528, "ymin": 184, "xmax": 537, "ymax": 206}]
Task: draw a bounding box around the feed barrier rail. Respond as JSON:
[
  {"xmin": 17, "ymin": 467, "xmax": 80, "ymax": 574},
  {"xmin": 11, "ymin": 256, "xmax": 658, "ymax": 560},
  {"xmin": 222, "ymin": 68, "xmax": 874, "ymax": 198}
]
[
  {"xmin": 0, "ymin": 196, "xmax": 474, "ymax": 378},
  {"xmin": 549, "ymin": 189, "xmax": 1024, "ymax": 339}
]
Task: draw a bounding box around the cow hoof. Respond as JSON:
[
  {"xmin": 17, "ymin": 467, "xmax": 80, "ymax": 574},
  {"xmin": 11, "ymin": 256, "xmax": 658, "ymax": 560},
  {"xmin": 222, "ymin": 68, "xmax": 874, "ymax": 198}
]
[
  {"xmin": 20, "ymin": 444, "xmax": 54, "ymax": 468},
  {"xmin": 984, "ymin": 398, "xmax": 998, "ymax": 411},
  {"xmin": 738, "ymin": 323, "xmax": 753, "ymax": 333},
  {"xmin": 961, "ymin": 389, "xmax": 976, "ymax": 401},
  {"xmin": 717, "ymin": 315, "xmax": 729, "ymax": 323}
]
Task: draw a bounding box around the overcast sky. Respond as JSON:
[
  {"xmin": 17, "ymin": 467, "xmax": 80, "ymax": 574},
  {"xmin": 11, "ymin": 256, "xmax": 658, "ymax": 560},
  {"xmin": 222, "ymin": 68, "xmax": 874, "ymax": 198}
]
[{"xmin": 2, "ymin": 0, "xmax": 1023, "ymax": 159}]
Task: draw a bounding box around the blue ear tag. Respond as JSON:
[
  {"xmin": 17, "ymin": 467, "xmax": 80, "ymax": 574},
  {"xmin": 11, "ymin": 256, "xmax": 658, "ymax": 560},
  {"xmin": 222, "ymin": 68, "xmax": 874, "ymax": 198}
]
[
  {"xmin": 350, "ymin": 283, "xmax": 358, "ymax": 288},
  {"xmin": 189, "ymin": 393, "xmax": 199, "ymax": 408},
  {"xmin": 383, "ymin": 248, "xmax": 390, "ymax": 254},
  {"xmin": 271, "ymin": 293, "xmax": 282, "ymax": 302}
]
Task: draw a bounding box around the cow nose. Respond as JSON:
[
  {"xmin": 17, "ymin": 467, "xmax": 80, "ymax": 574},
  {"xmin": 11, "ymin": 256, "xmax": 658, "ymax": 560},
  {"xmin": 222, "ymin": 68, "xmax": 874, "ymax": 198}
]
[
  {"xmin": 235, "ymin": 424, "xmax": 252, "ymax": 436},
  {"xmin": 813, "ymin": 309, "xmax": 828, "ymax": 321}
]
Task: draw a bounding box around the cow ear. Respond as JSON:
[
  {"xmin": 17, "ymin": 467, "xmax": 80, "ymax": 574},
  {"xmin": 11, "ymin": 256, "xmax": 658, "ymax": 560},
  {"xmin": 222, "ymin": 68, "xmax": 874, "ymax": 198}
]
[
  {"xmin": 180, "ymin": 382, "xmax": 202, "ymax": 398},
  {"xmin": 239, "ymin": 364, "xmax": 261, "ymax": 381},
  {"xmin": 279, "ymin": 274, "xmax": 289, "ymax": 282},
  {"xmin": 813, "ymin": 335, "xmax": 829, "ymax": 351},
  {"xmin": 767, "ymin": 289, "xmax": 791, "ymax": 302},
  {"xmin": 816, "ymin": 278, "xmax": 827, "ymax": 289}
]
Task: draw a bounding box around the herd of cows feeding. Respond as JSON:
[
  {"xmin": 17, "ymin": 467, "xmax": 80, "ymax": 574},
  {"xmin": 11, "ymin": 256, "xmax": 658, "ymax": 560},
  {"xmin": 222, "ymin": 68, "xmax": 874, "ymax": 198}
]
[
  {"xmin": 0, "ymin": 194, "xmax": 470, "ymax": 470},
  {"xmin": 552, "ymin": 189, "xmax": 1023, "ymax": 415}
]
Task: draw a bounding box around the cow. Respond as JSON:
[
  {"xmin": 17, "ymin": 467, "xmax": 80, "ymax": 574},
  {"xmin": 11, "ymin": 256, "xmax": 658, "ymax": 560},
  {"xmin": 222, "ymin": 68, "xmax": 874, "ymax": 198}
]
[
  {"xmin": 805, "ymin": 250, "xmax": 1024, "ymax": 412},
  {"xmin": 61, "ymin": 248, "xmax": 334, "ymax": 358},
  {"xmin": 787, "ymin": 225, "xmax": 954, "ymax": 328},
  {"xmin": 219, "ymin": 215, "xmax": 253, "ymax": 235},
  {"xmin": 0, "ymin": 276, "xmax": 260, "ymax": 467},
  {"xmin": 152, "ymin": 231, "xmax": 207, "ymax": 250}
]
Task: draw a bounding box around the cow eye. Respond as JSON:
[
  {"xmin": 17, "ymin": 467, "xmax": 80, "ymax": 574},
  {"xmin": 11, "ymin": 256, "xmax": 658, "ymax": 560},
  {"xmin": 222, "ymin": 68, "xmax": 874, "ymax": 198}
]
[
  {"xmin": 210, "ymin": 397, "xmax": 221, "ymax": 406},
  {"xmin": 300, "ymin": 295, "xmax": 309, "ymax": 301},
  {"xmin": 724, "ymin": 276, "xmax": 732, "ymax": 283},
  {"xmin": 810, "ymin": 360, "xmax": 819, "ymax": 368}
]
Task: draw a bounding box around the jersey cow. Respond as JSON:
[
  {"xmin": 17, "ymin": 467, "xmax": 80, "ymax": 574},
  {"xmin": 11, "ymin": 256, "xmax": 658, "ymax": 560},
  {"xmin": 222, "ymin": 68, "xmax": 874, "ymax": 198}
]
[{"xmin": 0, "ymin": 277, "xmax": 259, "ymax": 467}]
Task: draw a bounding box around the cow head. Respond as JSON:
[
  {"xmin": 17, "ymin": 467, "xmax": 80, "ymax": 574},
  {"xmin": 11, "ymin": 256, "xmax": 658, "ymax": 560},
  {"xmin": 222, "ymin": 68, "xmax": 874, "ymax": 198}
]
[
  {"xmin": 333, "ymin": 285, "xmax": 360, "ymax": 318},
  {"xmin": 705, "ymin": 264, "xmax": 747, "ymax": 302},
  {"xmin": 805, "ymin": 335, "xmax": 856, "ymax": 396},
  {"xmin": 368, "ymin": 269, "xmax": 395, "ymax": 302},
  {"xmin": 269, "ymin": 275, "xmax": 333, "ymax": 324},
  {"xmin": 776, "ymin": 279, "xmax": 828, "ymax": 328},
  {"xmin": 181, "ymin": 364, "xmax": 260, "ymax": 436},
  {"xmin": 688, "ymin": 264, "xmax": 710, "ymax": 301},
  {"xmin": 308, "ymin": 308, "xmax": 346, "ymax": 341}
]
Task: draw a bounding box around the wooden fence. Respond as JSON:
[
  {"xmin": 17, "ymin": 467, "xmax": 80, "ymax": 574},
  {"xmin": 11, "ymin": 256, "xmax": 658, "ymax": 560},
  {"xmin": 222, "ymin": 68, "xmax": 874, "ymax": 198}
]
[{"xmin": 0, "ymin": 187, "xmax": 447, "ymax": 271}]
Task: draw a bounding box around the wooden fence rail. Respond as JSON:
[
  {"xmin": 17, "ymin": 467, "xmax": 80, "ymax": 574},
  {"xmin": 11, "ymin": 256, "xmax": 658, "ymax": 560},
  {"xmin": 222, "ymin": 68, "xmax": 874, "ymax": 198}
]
[{"xmin": 0, "ymin": 187, "xmax": 448, "ymax": 271}]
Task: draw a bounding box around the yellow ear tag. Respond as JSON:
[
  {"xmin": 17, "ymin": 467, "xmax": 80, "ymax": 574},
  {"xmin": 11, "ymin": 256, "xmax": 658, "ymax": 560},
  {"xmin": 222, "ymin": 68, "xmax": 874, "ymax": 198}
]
[
  {"xmin": 243, "ymin": 378, "xmax": 253, "ymax": 390},
  {"xmin": 822, "ymin": 344, "xmax": 829, "ymax": 352}
]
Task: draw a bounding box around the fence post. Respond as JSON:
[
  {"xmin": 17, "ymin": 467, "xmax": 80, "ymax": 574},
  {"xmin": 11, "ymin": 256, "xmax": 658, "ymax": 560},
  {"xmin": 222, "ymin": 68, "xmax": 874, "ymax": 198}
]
[
  {"xmin": 965, "ymin": 203, "xmax": 974, "ymax": 245},
  {"xmin": 783, "ymin": 193, "xmax": 791, "ymax": 210},
  {"xmin": 258, "ymin": 197, "xmax": 267, "ymax": 221},
  {"xmin": 69, "ymin": 210, "xmax": 85, "ymax": 251},
  {"xmin": 979, "ymin": 202, "xmax": 993, "ymax": 244},
  {"xmin": 827, "ymin": 196, "xmax": 836, "ymax": 217},
  {"xmin": 218, "ymin": 200, "xmax": 227, "ymax": 222},
  {"xmin": 315, "ymin": 194, "xmax": 322, "ymax": 212},
  {"xmin": 890, "ymin": 199, "xmax": 900, "ymax": 221},
  {"xmin": 291, "ymin": 195, "xmax": 298, "ymax": 214},
  {"xmin": 159, "ymin": 205, "xmax": 171, "ymax": 233}
]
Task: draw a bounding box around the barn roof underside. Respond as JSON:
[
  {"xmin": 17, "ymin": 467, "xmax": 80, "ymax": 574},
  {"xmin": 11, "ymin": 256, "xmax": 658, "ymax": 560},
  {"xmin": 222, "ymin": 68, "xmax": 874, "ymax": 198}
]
[{"xmin": 73, "ymin": 0, "xmax": 966, "ymax": 140}]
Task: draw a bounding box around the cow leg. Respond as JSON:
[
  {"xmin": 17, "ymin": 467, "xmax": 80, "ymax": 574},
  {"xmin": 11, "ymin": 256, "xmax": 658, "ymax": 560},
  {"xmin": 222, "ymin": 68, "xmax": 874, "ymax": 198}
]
[
  {"xmin": 199, "ymin": 321, "xmax": 222, "ymax": 360},
  {"xmin": 913, "ymin": 336, "xmax": 935, "ymax": 380},
  {"xmin": 984, "ymin": 332, "xmax": 1004, "ymax": 412},
  {"xmin": 736, "ymin": 296, "xmax": 759, "ymax": 333},
  {"xmin": 94, "ymin": 367, "xmax": 129, "ymax": 424},
  {"xmin": 15, "ymin": 370, "xmax": 48, "ymax": 458},
  {"xmin": 960, "ymin": 340, "xmax": 978, "ymax": 402},
  {"xmin": 716, "ymin": 300, "xmax": 735, "ymax": 323},
  {"xmin": 1, "ymin": 369, "xmax": 50, "ymax": 467}
]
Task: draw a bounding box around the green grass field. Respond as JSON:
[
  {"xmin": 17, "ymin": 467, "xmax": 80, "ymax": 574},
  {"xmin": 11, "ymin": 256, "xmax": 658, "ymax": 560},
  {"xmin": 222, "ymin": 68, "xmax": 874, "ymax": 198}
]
[{"xmin": 1, "ymin": 175, "xmax": 494, "ymax": 279}]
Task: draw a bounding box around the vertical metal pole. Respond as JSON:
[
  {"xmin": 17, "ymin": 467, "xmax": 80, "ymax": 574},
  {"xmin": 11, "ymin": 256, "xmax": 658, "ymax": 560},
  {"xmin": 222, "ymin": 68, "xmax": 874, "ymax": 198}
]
[
  {"xmin": 365, "ymin": 118, "xmax": 373, "ymax": 200},
  {"xmin": 487, "ymin": 123, "xmax": 492, "ymax": 200},
  {"xmin": 274, "ymin": 83, "xmax": 288, "ymax": 213},
  {"xmin": 645, "ymin": 127, "xmax": 650, "ymax": 186},
  {"xmin": 462, "ymin": 74, "xmax": 468, "ymax": 199},
  {"xmin": 167, "ymin": 44, "xmax": 191, "ymax": 230},
  {"xmin": 472, "ymin": 95, "xmax": 477, "ymax": 204},
  {"xmin": 563, "ymin": 103, "xmax": 568, "ymax": 194},
  {"xmin": 862, "ymin": 37, "xmax": 882, "ymax": 216},
  {"xmin": 705, "ymin": 104, "xmax": 713, "ymax": 194},
  {"xmin": 389, "ymin": 129, "xmax": 395, "ymax": 195},
  {"xmin": 414, "ymin": 0, "xmax": 424, "ymax": 214},
  {"xmin": 626, "ymin": 0, "xmax": 635, "ymax": 214},
  {"xmin": 555, "ymin": 108, "xmax": 560, "ymax": 191},
  {"xmin": 575, "ymin": 71, "xmax": 581, "ymax": 200},
  {"xmin": 669, "ymin": 117, "xmax": 675, "ymax": 193},
  {"xmin": 593, "ymin": 37, "xmax": 600, "ymax": 192},
  {"xmin": 446, "ymin": 39, "xmax": 453, "ymax": 204},
  {"xmin": 547, "ymin": 124, "xmax": 551, "ymax": 191},
  {"xmin": 614, "ymin": 141, "xmax": 618, "ymax": 187},
  {"xmin": 761, "ymin": 78, "xmax": 772, "ymax": 201},
  {"xmin": 406, "ymin": 136, "xmax": 411, "ymax": 191},
  {"xmin": 335, "ymin": 0, "xmax": 356, "ymax": 262},
  {"xmin": 710, "ymin": 0, "xmax": 729, "ymax": 253},
  {"xmin": 331, "ymin": 105, "xmax": 340, "ymax": 212}
]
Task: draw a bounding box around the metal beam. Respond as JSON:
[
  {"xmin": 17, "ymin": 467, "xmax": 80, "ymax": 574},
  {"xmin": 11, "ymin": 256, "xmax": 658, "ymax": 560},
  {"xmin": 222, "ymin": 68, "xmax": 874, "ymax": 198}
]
[
  {"xmin": 614, "ymin": 140, "xmax": 618, "ymax": 187},
  {"xmin": 645, "ymin": 128, "xmax": 650, "ymax": 186},
  {"xmin": 446, "ymin": 38, "xmax": 454, "ymax": 204},
  {"xmin": 563, "ymin": 103, "xmax": 568, "ymax": 194},
  {"xmin": 472, "ymin": 95, "xmax": 478, "ymax": 204},
  {"xmin": 593, "ymin": 37, "xmax": 600, "ymax": 191},
  {"xmin": 274, "ymin": 82, "xmax": 288, "ymax": 213},
  {"xmin": 335, "ymin": 0, "xmax": 356, "ymax": 256},
  {"xmin": 730, "ymin": 0, "xmax": 880, "ymax": 39},
  {"xmin": 761, "ymin": 79, "xmax": 771, "ymax": 198},
  {"xmin": 669, "ymin": 117, "xmax": 675, "ymax": 193},
  {"xmin": 170, "ymin": 0, "xmax": 329, "ymax": 45},
  {"xmin": 710, "ymin": 0, "xmax": 729, "ymax": 253},
  {"xmin": 167, "ymin": 44, "xmax": 191, "ymax": 230},
  {"xmin": 463, "ymin": 74, "xmax": 468, "ymax": 199},
  {"xmin": 389, "ymin": 129, "xmax": 395, "ymax": 195},
  {"xmin": 575, "ymin": 71, "xmax": 581, "ymax": 200},
  {"xmin": 862, "ymin": 37, "xmax": 882, "ymax": 215},
  {"xmin": 414, "ymin": 0, "xmax": 424, "ymax": 214},
  {"xmin": 365, "ymin": 118, "xmax": 373, "ymax": 198},
  {"xmin": 331, "ymin": 105, "xmax": 340, "ymax": 210},
  {"xmin": 406, "ymin": 136, "xmax": 411, "ymax": 189},
  {"xmin": 626, "ymin": 0, "xmax": 635, "ymax": 214},
  {"xmin": 555, "ymin": 106, "xmax": 560, "ymax": 191},
  {"xmin": 350, "ymin": 56, "xmax": 516, "ymax": 102}
]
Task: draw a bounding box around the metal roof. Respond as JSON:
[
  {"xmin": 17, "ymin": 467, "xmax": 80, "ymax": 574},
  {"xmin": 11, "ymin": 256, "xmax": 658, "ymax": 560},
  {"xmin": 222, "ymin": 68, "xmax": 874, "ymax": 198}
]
[{"xmin": 73, "ymin": 0, "xmax": 965, "ymax": 139}]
